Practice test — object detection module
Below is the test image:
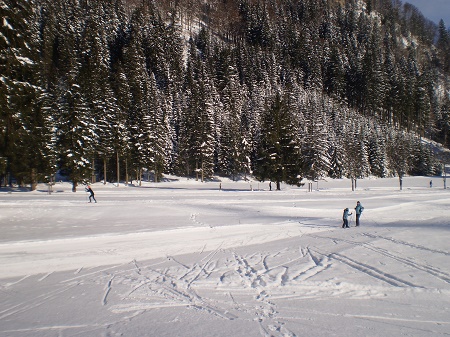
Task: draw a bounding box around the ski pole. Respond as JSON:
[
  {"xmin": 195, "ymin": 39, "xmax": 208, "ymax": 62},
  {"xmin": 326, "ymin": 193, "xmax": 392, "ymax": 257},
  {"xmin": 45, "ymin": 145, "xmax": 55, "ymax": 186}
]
[{"xmin": 361, "ymin": 212, "xmax": 379, "ymax": 226}]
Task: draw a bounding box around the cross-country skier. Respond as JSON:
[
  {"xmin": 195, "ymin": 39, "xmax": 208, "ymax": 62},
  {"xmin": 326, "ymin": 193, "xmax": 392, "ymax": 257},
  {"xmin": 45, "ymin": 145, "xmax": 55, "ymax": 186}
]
[
  {"xmin": 85, "ymin": 185, "xmax": 97, "ymax": 203},
  {"xmin": 342, "ymin": 208, "xmax": 352, "ymax": 228},
  {"xmin": 354, "ymin": 201, "xmax": 364, "ymax": 226}
]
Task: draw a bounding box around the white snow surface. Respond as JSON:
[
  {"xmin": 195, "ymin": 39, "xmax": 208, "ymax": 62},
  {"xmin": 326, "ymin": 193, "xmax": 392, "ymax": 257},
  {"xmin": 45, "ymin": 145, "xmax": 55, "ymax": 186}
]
[{"xmin": 0, "ymin": 176, "xmax": 449, "ymax": 337}]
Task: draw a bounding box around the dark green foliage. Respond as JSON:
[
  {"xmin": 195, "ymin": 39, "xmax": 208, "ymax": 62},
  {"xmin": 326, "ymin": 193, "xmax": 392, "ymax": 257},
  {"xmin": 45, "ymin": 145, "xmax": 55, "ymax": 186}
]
[
  {"xmin": 254, "ymin": 93, "xmax": 303, "ymax": 189},
  {"xmin": 0, "ymin": 0, "xmax": 53, "ymax": 188},
  {"xmin": 1, "ymin": 0, "xmax": 449, "ymax": 188}
]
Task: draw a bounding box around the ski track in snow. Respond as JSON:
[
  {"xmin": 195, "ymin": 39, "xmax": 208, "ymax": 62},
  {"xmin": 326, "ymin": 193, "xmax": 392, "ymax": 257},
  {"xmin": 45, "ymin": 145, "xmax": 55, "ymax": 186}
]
[
  {"xmin": 1, "ymin": 229, "xmax": 450, "ymax": 337},
  {"xmin": 1, "ymin": 178, "xmax": 450, "ymax": 336}
]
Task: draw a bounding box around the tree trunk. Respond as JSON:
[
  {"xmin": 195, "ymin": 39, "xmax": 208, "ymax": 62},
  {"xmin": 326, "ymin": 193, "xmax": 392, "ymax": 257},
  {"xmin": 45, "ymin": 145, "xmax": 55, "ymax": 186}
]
[
  {"xmin": 30, "ymin": 168, "xmax": 37, "ymax": 191},
  {"xmin": 125, "ymin": 159, "xmax": 128, "ymax": 185},
  {"xmin": 91, "ymin": 158, "xmax": 95, "ymax": 184},
  {"xmin": 195, "ymin": 161, "xmax": 198, "ymax": 181},
  {"xmin": 103, "ymin": 158, "xmax": 107, "ymax": 185},
  {"xmin": 201, "ymin": 161, "xmax": 204, "ymax": 183},
  {"xmin": 116, "ymin": 152, "xmax": 120, "ymax": 187}
]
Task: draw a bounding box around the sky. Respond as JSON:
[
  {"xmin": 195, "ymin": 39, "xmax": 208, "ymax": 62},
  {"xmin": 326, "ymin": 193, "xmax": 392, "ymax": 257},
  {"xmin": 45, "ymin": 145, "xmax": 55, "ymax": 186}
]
[{"xmin": 404, "ymin": 0, "xmax": 450, "ymax": 27}]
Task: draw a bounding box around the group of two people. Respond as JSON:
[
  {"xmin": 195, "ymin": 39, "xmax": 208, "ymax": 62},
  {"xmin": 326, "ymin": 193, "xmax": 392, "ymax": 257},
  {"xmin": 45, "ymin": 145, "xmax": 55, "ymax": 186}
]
[{"xmin": 342, "ymin": 201, "xmax": 364, "ymax": 228}]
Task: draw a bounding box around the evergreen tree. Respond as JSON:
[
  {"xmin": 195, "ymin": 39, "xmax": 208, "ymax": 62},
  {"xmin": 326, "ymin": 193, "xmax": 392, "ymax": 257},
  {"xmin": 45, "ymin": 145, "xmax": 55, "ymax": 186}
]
[
  {"xmin": 176, "ymin": 40, "xmax": 215, "ymax": 180},
  {"xmin": 255, "ymin": 93, "xmax": 302, "ymax": 190},
  {"xmin": 386, "ymin": 130, "xmax": 412, "ymax": 190},
  {"xmin": 0, "ymin": 0, "xmax": 53, "ymax": 188},
  {"xmin": 438, "ymin": 95, "xmax": 450, "ymax": 147},
  {"xmin": 140, "ymin": 72, "xmax": 171, "ymax": 182},
  {"xmin": 218, "ymin": 65, "xmax": 245, "ymax": 179},
  {"xmin": 328, "ymin": 103, "xmax": 347, "ymax": 178},
  {"xmin": 367, "ymin": 122, "xmax": 388, "ymax": 177},
  {"xmin": 301, "ymin": 94, "xmax": 331, "ymax": 182},
  {"xmin": 123, "ymin": 6, "xmax": 152, "ymax": 183},
  {"xmin": 344, "ymin": 120, "xmax": 370, "ymax": 190},
  {"xmin": 437, "ymin": 19, "xmax": 449, "ymax": 73},
  {"xmin": 1, "ymin": 0, "xmax": 449, "ymax": 185},
  {"xmin": 363, "ymin": 22, "xmax": 386, "ymax": 118}
]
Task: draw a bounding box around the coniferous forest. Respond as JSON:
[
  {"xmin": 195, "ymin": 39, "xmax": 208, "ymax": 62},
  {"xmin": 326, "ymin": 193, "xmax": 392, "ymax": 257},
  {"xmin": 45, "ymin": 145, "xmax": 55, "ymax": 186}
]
[{"xmin": 1, "ymin": 0, "xmax": 449, "ymax": 190}]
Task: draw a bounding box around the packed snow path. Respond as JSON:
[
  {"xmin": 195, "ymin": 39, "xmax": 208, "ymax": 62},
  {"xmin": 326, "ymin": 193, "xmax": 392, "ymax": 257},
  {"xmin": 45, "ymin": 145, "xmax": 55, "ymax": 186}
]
[{"xmin": 0, "ymin": 177, "xmax": 449, "ymax": 336}]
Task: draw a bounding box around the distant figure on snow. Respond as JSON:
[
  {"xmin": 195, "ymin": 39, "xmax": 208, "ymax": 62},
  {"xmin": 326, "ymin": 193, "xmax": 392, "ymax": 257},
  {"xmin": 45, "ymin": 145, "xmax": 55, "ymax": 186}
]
[
  {"xmin": 354, "ymin": 201, "xmax": 364, "ymax": 226},
  {"xmin": 85, "ymin": 185, "xmax": 97, "ymax": 203},
  {"xmin": 342, "ymin": 208, "xmax": 352, "ymax": 228},
  {"xmin": 430, "ymin": 180, "xmax": 433, "ymax": 188}
]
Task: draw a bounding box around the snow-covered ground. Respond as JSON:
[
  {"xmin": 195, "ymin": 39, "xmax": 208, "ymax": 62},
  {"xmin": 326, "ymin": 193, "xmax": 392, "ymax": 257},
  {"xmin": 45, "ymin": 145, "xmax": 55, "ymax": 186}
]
[{"xmin": 0, "ymin": 176, "xmax": 449, "ymax": 337}]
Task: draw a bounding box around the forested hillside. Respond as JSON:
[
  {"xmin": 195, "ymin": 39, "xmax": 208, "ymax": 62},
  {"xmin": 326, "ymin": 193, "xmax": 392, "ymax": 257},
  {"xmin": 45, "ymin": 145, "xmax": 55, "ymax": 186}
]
[{"xmin": 1, "ymin": 0, "xmax": 449, "ymax": 190}]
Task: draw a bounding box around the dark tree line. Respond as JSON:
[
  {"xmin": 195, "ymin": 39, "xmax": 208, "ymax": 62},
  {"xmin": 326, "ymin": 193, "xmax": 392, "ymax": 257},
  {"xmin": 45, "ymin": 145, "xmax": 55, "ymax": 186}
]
[{"xmin": 1, "ymin": 0, "xmax": 449, "ymax": 190}]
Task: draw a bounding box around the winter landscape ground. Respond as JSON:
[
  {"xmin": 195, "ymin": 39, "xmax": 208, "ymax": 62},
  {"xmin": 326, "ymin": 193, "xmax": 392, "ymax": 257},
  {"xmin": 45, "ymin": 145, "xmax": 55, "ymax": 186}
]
[{"xmin": 0, "ymin": 176, "xmax": 449, "ymax": 337}]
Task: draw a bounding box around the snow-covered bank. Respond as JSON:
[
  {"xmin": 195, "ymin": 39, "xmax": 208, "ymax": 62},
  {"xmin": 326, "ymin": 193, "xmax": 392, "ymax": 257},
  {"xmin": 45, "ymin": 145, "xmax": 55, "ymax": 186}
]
[
  {"xmin": 0, "ymin": 222, "xmax": 331, "ymax": 279},
  {"xmin": 0, "ymin": 176, "xmax": 449, "ymax": 336}
]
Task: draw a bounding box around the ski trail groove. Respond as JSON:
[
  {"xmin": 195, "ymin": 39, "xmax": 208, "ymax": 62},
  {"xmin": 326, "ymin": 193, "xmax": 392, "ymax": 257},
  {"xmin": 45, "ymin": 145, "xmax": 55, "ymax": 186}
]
[
  {"xmin": 327, "ymin": 252, "xmax": 420, "ymax": 287},
  {"xmin": 102, "ymin": 275, "xmax": 115, "ymax": 306}
]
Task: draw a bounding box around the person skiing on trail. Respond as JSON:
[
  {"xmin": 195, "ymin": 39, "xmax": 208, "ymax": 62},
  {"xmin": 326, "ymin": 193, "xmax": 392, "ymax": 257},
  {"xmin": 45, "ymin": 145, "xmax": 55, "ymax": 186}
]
[
  {"xmin": 342, "ymin": 208, "xmax": 352, "ymax": 228},
  {"xmin": 85, "ymin": 185, "xmax": 97, "ymax": 203},
  {"xmin": 354, "ymin": 201, "xmax": 364, "ymax": 226}
]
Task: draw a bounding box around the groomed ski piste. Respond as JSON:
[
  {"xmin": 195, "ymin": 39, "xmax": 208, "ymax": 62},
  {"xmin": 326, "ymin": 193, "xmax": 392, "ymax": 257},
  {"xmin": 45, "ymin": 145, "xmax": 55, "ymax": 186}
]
[{"xmin": 0, "ymin": 175, "xmax": 449, "ymax": 337}]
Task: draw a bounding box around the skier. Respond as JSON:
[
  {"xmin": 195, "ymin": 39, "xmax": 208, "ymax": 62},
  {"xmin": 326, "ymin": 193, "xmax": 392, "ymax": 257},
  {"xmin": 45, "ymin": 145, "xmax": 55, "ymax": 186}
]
[
  {"xmin": 342, "ymin": 208, "xmax": 352, "ymax": 228},
  {"xmin": 354, "ymin": 201, "xmax": 364, "ymax": 226},
  {"xmin": 85, "ymin": 185, "xmax": 97, "ymax": 203}
]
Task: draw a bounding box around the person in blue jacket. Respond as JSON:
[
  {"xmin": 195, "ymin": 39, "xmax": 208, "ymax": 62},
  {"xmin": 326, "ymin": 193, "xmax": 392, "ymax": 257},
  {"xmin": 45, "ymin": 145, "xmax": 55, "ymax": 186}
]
[
  {"xmin": 354, "ymin": 201, "xmax": 364, "ymax": 226},
  {"xmin": 342, "ymin": 208, "xmax": 352, "ymax": 228}
]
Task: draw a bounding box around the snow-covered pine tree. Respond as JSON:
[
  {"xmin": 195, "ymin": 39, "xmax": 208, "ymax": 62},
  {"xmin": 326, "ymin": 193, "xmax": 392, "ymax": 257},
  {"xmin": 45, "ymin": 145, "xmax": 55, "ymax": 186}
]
[
  {"xmin": 0, "ymin": 0, "xmax": 52, "ymax": 189},
  {"xmin": 409, "ymin": 136, "xmax": 438, "ymax": 176},
  {"xmin": 327, "ymin": 102, "xmax": 347, "ymax": 179},
  {"xmin": 218, "ymin": 64, "xmax": 245, "ymax": 180},
  {"xmin": 38, "ymin": 0, "xmax": 93, "ymax": 191},
  {"xmin": 386, "ymin": 129, "xmax": 412, "ymax": 190},
  {"xmin": 363, "ymin": 21, "xmax": 387, "ymax": 119},
  {"xmin": 301, "ymin": 92, "xmax": 331, "ymax": 183},
  {"xmin": 54, "ymin": 81, "xmax": 93, "ymax": 192},
  {"xmin": 437, "ymin": 19, "xmax": 449, "ymax": 74},
  {"xmin": 437, "ymin": 95, "xmax": 450, "ymax": 147},
  {"xmin": 176, "ymin": 39, "xmax": 216, "ymax": 180},
  {"xmin": 342, "ymin": 117, "xmax": 370, "ymax": 190},
  {"xmin": 78, "ymin": 2, "xmax": 117, "ymax": 184},
  {"xmin": 122, "ymin": 6, "xmax": 151, "ymax": 184},
  {"xmin": 255, "ymin": 92, "xmax": 302, "ymax": 190},
  {"xmin": 367, "ymin": 121, "xmax": 388, "ymax": 178},
  {"xmin": 141, "ymin": 71, "xmax": 170, "ymax": 183}
]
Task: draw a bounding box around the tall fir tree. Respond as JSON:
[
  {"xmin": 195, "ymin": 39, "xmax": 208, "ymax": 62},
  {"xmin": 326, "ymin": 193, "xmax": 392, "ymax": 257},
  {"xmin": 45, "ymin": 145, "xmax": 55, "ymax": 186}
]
[
  {"xmin": 301, "ymin": 93, "xmax": 331, "ymax": 182},
  {"xmin": 0, "ymin": 0, "xmax": 53, "ymax": 188},
  {"xmin": 255, "ymin": 93, "xmax": 302, "ymax": 190}
]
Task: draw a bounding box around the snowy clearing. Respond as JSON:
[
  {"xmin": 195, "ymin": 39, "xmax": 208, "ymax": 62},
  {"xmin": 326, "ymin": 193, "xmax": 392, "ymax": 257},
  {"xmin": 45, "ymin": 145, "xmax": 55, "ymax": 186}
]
[{"xmin": 0, "ymin": 176, "xmax": 449, "ymax": 337}]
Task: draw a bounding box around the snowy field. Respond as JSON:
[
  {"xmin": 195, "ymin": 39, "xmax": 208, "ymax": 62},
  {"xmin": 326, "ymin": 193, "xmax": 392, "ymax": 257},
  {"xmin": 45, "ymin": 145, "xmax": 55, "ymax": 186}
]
[{"xmin": 0, "ymin": 176, "xmax": 449, "ymax": 337}]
